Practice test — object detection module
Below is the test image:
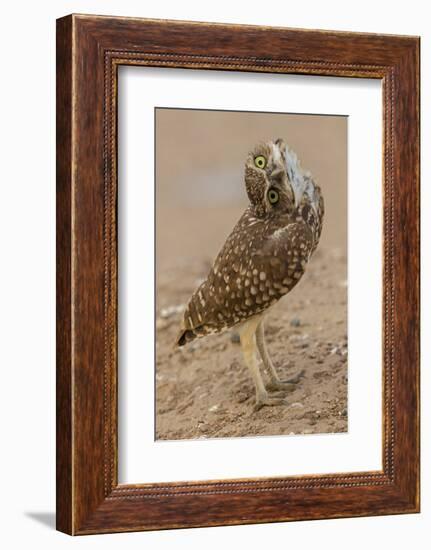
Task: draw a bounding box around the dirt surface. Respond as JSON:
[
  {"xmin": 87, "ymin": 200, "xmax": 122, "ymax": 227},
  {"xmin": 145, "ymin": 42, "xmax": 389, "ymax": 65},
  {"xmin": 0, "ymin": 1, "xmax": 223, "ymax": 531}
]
[{"xmin": 155, "ymin": 246, "xmax": 347, "ymax": 440}]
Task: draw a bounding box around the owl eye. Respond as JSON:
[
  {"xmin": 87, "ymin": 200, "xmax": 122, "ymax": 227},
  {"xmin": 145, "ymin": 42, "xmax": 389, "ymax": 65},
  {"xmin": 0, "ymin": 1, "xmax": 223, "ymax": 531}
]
[
  {"xmin": 267, "ymin": 188, "xmax": 279, "ymax": 205},
  {"xmin": 254, "ymin": 155, "xmax": 266, "ymax": 169}
]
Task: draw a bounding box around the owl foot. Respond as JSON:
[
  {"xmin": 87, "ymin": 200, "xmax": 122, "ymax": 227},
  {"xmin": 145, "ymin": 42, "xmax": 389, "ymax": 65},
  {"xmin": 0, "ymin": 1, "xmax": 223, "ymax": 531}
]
[
  {"xmin": 266, "ymin": 381, "xmax": 297, "ymax": 392},
  {"xmin": 254, "ymin": 393, "xmax": 289, "ymax": 411},
  {"xmin": 266, "ymin": 369, "xmax": 305, "ymax": 392}
]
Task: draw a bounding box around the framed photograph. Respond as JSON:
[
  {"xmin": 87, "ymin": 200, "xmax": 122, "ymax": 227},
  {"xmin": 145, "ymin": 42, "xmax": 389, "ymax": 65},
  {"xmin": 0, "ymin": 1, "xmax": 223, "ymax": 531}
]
[{"xmin": 56, "ymin": 14, "xmax": 420, "ymax": 534}]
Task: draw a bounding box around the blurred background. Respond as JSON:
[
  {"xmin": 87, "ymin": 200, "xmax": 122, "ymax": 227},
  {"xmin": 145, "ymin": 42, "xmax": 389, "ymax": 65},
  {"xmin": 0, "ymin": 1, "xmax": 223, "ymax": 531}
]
[{"xmin": 156, "ymin": 108, "xmax": 347, "ymax": 272}]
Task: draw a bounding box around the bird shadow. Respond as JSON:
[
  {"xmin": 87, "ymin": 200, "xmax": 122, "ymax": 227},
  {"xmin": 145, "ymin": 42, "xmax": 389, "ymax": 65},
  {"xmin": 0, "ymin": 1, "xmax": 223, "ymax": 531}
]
[{"xmin": 25, "ymin": 511, "xmax": 56, "ymax": 530}]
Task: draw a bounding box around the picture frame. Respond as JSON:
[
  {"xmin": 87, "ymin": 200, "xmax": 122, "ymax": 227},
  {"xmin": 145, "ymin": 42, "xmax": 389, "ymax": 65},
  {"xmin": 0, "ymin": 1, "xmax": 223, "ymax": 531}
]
[{"xmin": 56, "ymin": 14, "xmax": 420, "ymax": 535}]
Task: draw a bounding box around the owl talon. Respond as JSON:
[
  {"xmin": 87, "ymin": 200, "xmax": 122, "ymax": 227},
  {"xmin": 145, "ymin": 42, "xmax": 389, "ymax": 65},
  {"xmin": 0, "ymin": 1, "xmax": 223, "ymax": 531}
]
[
  {"xmin": 267, "ymin": 369, "xmax": 305, "ymax": 392},
  {"xmin": 286, "ymin": 369, "xmax": 306, "ymax": 384},
  {"xmin": 266, "ymin": 381, "xmax": 297, "ymax": 392},
  {"xmin": 270, "ymin": 391, "xmax": 291, "ymax": 398},
  {"xmin": 254, "ymin": 395, "xmax": 289, "ymax": 411}
]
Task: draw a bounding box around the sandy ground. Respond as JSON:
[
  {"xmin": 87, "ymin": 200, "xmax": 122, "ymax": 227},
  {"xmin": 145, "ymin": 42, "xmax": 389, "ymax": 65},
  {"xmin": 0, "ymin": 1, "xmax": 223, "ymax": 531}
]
[{"xmin": 155, "ymin": 245, "xmax": 347, "ymax": 440}]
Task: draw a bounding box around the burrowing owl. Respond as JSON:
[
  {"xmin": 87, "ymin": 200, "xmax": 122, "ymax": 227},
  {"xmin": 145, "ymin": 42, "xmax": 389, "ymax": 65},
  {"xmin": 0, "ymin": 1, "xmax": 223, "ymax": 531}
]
[{"xmin": 176, "ymin": 138, "xmax": 324, "ymax": 408}]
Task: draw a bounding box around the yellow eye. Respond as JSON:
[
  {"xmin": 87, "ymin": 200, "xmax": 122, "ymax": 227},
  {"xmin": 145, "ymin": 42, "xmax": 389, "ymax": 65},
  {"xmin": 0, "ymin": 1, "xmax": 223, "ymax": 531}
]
[
  {"xmin": 267, "ymin": 188, "xmax": 279, "ymax": 204},
  {"xmin": 254, "ymin": 155, "xmax": 266, "ymax": 169}
]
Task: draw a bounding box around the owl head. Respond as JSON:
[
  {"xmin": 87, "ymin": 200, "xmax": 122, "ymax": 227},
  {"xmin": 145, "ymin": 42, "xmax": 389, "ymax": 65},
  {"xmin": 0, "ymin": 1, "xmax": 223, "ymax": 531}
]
[{"xmin": 244, "ymin": 138, "xmax": 311, "ymax": 218}]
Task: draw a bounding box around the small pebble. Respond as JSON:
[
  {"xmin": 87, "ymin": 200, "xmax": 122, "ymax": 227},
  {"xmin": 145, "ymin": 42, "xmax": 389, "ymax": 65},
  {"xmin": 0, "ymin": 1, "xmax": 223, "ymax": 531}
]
[
  {"xmin": 230, "ymin": 331, "xmax": 240, "ymax": 344},
  {"xmin": 209, "ymin": 404, "xmax": 219, "ymax": 412},
  {"xmin": 290, "ymin": 402, "xmax": 304, "ymax": 409},
  {"xmin": 290, "ymin": 318, "xmax": 301, "ymax": 327}
]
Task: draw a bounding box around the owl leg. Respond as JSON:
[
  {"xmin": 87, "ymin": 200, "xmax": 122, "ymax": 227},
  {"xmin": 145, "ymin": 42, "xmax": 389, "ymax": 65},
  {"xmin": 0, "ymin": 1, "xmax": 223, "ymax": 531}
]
[
  {"xmin": 256, "ymin": 320, "xmax": 305, "ymax": 392},
  {"xmin": 239, "ymin": 318, "xmax": 288, "ymax": 410}
]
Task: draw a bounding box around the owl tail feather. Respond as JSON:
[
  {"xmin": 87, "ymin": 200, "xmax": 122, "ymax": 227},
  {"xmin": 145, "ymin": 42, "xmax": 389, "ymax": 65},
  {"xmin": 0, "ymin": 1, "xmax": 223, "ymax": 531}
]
[
  {"xmin": 175, "ymin": 328, "xmax": 197, "ymax": 347},
  {"xmin": 175, "ymin": 294, "xmax": 210, "ymax": 347}
]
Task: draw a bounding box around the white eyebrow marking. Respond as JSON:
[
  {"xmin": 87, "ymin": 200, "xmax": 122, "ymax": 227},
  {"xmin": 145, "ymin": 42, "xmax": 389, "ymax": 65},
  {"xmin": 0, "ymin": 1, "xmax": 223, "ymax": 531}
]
[{"xmin": 272, "ymin": 142, "xmax": 282, "ymax": 163}]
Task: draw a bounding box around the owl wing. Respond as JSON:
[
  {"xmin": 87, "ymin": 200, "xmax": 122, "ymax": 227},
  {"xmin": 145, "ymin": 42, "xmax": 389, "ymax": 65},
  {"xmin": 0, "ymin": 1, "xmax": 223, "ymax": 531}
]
[
  {"xmin": 176, "ymin": 217, "xmax": 314, "ymax": 347},
  {"xmin": 249, "ymin": 219, "xmax": 314, "ymax": 300},
  {"xmin": 175, "ymin": 212, "xmax": 252, "ymax": 346},
  {"xmin": 299, "ymin": 176, "xmax": 324, "ymax": 255}
]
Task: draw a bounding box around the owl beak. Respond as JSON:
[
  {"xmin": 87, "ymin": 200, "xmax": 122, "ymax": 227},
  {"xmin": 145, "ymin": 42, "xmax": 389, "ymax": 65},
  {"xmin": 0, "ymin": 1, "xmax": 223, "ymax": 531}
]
[{"xmin": 270, "ymin": 167, "xmax": 284, "ymax": 180}]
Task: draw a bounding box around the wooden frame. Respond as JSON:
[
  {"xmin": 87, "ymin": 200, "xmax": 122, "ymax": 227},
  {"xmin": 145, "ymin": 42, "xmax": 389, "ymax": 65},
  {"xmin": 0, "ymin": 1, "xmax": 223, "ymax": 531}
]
[{"xmin": 56, "ymin": 14, "xmax": 420, "ymax": 535}]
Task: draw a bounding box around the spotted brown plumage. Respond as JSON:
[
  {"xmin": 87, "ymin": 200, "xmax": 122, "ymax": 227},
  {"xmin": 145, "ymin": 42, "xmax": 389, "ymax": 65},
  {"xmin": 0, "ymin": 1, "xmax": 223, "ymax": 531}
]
[{"xmin": 175, "ymin": 139, "xmax": 324, "ymax": 408}]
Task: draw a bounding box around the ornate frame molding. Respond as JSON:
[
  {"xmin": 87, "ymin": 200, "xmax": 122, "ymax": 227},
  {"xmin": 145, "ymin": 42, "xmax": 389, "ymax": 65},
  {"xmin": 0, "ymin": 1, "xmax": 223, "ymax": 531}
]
[{"xmin": 57, "ymin": 15, "xmax": 419, "ymax": 534}]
